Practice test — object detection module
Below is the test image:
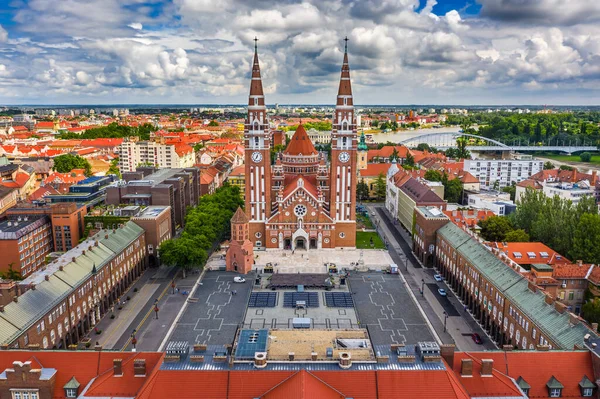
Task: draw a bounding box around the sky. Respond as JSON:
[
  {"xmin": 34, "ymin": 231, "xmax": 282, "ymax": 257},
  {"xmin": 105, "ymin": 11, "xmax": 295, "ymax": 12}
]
[{"xmin": 0, "ymin": 0, "xmax": 600, "ymax": 105}]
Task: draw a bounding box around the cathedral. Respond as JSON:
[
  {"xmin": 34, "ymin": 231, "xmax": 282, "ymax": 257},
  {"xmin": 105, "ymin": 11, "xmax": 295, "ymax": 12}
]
[{"xmin": 227, "ymin": 40, "xmax": 358, "ymax": 273}]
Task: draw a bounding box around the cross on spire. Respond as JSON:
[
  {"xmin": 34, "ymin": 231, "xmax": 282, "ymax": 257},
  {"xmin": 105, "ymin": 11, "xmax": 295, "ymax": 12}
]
[
  {"xmin": 344, "ymin": 36, "xmax": 349, "ymax": 53},
  {"xmin": 254, "ymin": 36, "xmax": 258, "ymax": 52}
]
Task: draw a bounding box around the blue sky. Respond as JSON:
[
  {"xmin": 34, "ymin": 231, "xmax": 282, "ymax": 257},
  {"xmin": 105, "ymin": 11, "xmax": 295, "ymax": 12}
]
[{"xmin": 0, "ymin": 0, "xmax": 599, "ymax": 105}]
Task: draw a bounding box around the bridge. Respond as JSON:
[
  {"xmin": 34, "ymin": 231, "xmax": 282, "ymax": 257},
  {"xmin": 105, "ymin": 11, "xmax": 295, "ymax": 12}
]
[{"xmin": 398, "ymin": 132, "xmax": 597, "ymax": 154}]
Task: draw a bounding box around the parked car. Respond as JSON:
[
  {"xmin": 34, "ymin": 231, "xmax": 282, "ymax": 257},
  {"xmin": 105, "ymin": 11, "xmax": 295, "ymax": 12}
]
[
  {"xmin": 437, "ymin": 288, "xmax": 447, "ymax": 296},
  {"xmin": 434, "ymin": 274, "xmax": 443, "ymax": 282},
  {"xmin": 471, "ymin": 333, "xmax": 483, "ymax": 344},
  {"xmin": 233, "ymin": 277, "xmax": 246, "ymax": 283}
]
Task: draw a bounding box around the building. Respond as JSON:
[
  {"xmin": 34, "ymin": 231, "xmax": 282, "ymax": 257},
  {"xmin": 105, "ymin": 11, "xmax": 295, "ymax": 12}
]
[
  {"xmin": 463, "ymin": 159, "xmax": 543, "ymax": 189},
  {"xmin": 415, "ymin": 210, "xmax": 596, "ymax": 350},
  {"xmin": 465, "ymin": 190, "xmax": 516, "ymax": 216},
  {"xmin": 227, "ymin": 165, "xmax": 245, "ymax": 198},
  {"xmin": 386, "ymin": 166, "xmax": 446, "ymax": 231},
  {"xmin": 229, "ymin": 41, "xmax": 358, "ymax": 252},
  {"xmin": 516, "ymin": 168, "xmax": 598, "ymax": 203},
  {"xmin": 105, "ymin": 167, "xmax": 200, "ymax": 234},
  {"xmin": 0, "ymin": 216, "xmax": 52, "ymax": 278},
  {"xmin": 0, "ymin": 221, "xmax": 146, "ymax": 349},
  {"xmin": 0, "ymin": 186, "xmax": 17, "ymax": 215},
  {"xmin": 50, "ymin": 203, "xmax": 88, "ymax": 252},
  {"xmin": 118, "ymin": 136, "xmax": 195, "ymax": 172},
  {"xmin": 285, "ymin": 127, "xmax": 331, "ymax": 144},
  {"xmin": 542, "ymin": 180, "xmax": 595, "ymax": 204},
  {"xmin": 45, "ymin": 175, "xmax": 116, "ymax": 205},
  {"xmin": 131, "ymin": 206, "xmax": 172, "ymax": 267},
  {"xmin": 225, "ymin": 207, "xmax": 254, "ymax": 274},
  {"xmin": 487, "ymin": 242, "xmax": 570, "ymax": 270}
]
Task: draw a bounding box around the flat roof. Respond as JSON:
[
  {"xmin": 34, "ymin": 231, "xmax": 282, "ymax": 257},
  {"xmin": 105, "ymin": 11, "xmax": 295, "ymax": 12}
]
[
  {"xmin": 0, "ymin": 216, "xmax": 49, "ymax": 239},
  {"xmin": 417, "ymin": 206, "xmax": 447, "ymax": 219},
  {"xmin": 133, "ymin": 206, "xmax": 170, "ymax": 219}
]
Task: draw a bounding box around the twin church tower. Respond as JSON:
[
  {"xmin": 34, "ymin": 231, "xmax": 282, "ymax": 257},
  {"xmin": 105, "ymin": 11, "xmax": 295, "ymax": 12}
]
[{"xmin": 227, "ymin": 39, "xmax": 358, "ymax": 273}]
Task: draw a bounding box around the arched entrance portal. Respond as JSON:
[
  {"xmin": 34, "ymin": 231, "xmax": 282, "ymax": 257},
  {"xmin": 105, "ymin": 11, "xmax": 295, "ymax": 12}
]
[
  {"xmin": 295, "ymin": 237, "xmax": 306, "ymax": 250},
  {"xmin": 310, "ymin": 238, "xmax": 317, "ymax": 249}
]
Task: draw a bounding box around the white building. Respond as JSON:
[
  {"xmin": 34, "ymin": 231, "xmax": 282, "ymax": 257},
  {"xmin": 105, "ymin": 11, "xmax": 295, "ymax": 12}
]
[
  {"xmin": 285, "ymin": 128, "xmax": 331, "ymax": 144},
  {"xmin": 464, "ymin": 159, "xmax": 543, "ymax": 189},
  {"xmin": 542, "ymin": 181, "xmax": 595, "ymax": 205},
  {"xmin": 466, "ymin": 191, "xmax": 516, "ymax": 216},
  {"xmin": 118, "ymin": 137, "xmax": 195, "ymax": 172}
]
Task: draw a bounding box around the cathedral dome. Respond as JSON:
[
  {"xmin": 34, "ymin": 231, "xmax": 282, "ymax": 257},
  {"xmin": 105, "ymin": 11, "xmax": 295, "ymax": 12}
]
[{"xmin": 284, "ymin": 125, "xmax": 318, "ymax": 156}]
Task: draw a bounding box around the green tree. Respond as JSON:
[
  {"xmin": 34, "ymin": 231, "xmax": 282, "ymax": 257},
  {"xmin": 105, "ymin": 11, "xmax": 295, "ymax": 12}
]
[
  {"xmin": 52, "ymin": 153, "xmax": 92, "ymax": 176},
  {"xmin": 375, "ymin": 173, "xmax": 387, "ymax": 200},
  {"xmin": 442, "ymin": 175, "xmax": 463, "ymax": 203},
  {"xmin": 416, "ymin": 143, "xmax": 431, "ymax": 152},
  {"xmin": 107, "ymin": 158, "xmax": 121, "ymax": 179},
  {"xmin": 504, "ymin": 229, "xmax": 530, "ymax": 242},
  {"xmin": 270, "ymin": 144, "xmax": 285, "ymax": 163},
  {"xmin": 404, "ymin": 152, "xmax": 415, "ymax": 167},
  {"xmin": 193, "ymin": 142, "xmax": 205, "ymax": 152},
  {"xmin": 543, "ymin": 161, "xmax": 555, "ymax": 170},
  {"xmin": 478, "ymin": 216, "xmax": 514, "ymax": 242},
  {"xmin": 580, "ymin": 152, "xmax": 592, "ymax": 162},
  {"xmin": 570, "ymin": 213, "xmax": 600, "ymax": 263},
  {"xmin": 1, "ymin": 262, "xmax": 22, "ymax": 280},
  {"xmin": 583, "ymin": 298, "xmax": 600, "ymax": 325},
  {"xmin": 357, "ymin": 178, "xmax": 370, "ymax": 201},
  {"xmin": 389, "ymin": 147, "xmax": 400, "ymax": 162},
  {"xmin": 208, "ymin": 120, "xmax": 219, "ymax": 127},
  {"xmin": 501, "ymin": 182, "xmax": 516, "ymax": 202},
  {"xmin": 424, "ymin": 170, "xmax": 443, "ymax": 182},
  {"xmin": 559, "ymin": 165, "xmax": 574, "ymax": 171}
]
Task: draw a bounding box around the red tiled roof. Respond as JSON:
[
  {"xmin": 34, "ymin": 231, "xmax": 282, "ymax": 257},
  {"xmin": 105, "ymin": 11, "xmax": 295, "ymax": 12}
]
[
  {"xmin": 12, "ymin": 125, "xmax": 28, "ymax": 131},
  {"xmin": 284, "ymin": 125, "xmax": 318, "ymax": 156},
  {"xmin": 282, "ymin": 175, "xmax": 319, "ymax": 200},
  {"xmin": 28, "ymin": 186, "xmax": 59, "ymax": 201},
  {"xmin": 262, "ymin": 370, "xmax": 345, "ymax": 399},
  {"xmin": 552, "ymin": 263, "xmax": 594, "ymax": 279},
  {"xmin": 491, "ymin": 242, "xmax": 569, "ymax": 265},
  {"xmin": 229, "ymin": 165, "xmax": 245, "ymax": 177},
  {"xmin": 367, "ymin": 146, "xmax": 410, "ymax": 162},
  {"xmin": 444, "ymin": 209, "xmax": 495, "ymax": 228},
  {"xmin": 359, "ymin": 163, "xmax": 391, "ymax": 177},
  {"xmin": 35, "ymin": 121, "xmax": 55, "ymax": 129},
  {"xmin": 377, "ymin": 370, "xmax": 470, "ymax": 399}
]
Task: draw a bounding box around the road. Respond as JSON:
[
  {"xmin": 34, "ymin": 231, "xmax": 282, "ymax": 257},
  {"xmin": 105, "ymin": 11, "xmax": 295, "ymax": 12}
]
[{"xmin": 368, "ymin": 203, "xmax": 496, "ymax": 351}]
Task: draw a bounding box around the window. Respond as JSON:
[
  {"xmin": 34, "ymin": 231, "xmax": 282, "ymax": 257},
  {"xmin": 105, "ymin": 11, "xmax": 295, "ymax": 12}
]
[
  {"xmin": 65, "ymin": 388, "xmax": 77, "ymax": 398},
  {"xmin": 583, "ymin": 388, "xmax": 594, "ymax": 397},
  {"xmin": 549, "ymin": 388, "xmax": 561, "ymax": 397},
  {"xmin": 255, "ymin": 241, "xmax": 262, "ymax": 247}
]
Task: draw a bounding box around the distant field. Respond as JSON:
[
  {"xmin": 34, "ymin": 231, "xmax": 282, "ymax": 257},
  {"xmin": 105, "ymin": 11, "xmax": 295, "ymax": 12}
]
[{"xmin": 535, "ymin": 152, "xmax": 600, "ymax": 166}]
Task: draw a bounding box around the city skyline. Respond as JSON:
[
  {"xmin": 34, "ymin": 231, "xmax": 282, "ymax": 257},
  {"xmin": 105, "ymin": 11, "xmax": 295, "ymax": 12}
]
[{"xmin": 0, "ymin": 0, "xmax": 600, "ymax": 105}]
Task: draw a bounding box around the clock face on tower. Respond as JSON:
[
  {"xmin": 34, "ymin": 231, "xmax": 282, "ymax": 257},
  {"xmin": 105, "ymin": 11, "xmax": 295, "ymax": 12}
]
[
  {"xmin": 251, "ymin": 151, "xmax": 263, "ymax": 163},
  {"xmin": 338, "ymin": 151, "xmax": 350, "ymax": 163}
]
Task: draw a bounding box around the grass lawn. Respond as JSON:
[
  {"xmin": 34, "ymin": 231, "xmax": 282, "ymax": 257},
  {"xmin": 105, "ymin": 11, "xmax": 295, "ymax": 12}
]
[
  {"xmin": 356, "ymin": 213, "xmax": 375, "ymax": 229},
  {"xmin": 356, "ymin": 231, "xmax": 386, "ymax": 249},
  {"xmin": 535, "ymin": 152, "xmax": 600, "ymax": 166}
]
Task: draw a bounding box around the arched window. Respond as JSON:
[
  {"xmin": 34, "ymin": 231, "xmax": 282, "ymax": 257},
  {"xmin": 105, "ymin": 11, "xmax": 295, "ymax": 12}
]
[
  {"xmin": 342, "ymin": 121, "xmax": 348, "ymax": 131},
  {"xmin": 253, "ymin": 121, "xmax": 259, "ymax": 130},
  {"xmin": 42, "ymin": 336, "xmax": 48, "ymax": 349}
]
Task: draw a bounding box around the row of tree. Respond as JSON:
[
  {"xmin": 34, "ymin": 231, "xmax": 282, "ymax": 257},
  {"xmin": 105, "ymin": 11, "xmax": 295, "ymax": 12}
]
[
  {"xmin": 158, "ymin": 184, "xmax": 244, "ymax": 276},
  {"xmin": 57, "ymin": 122, "xmax": 158, "ymax": 140},
  {"xmin": 477, "ymin": 190, "xmax": 600, "ymax": 264},
  {"xmin": 283, "ymin": 121, "xmax": 332, "ymax": 131}
]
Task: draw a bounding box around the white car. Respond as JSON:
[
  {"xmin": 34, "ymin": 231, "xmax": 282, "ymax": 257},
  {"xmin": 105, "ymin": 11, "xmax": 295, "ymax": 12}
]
[
  {"xmin": 233, "ymin": 277, "xmax": 246, "ymax": 283},
  {"xmin": 434, "ymin": 274, "xmax": 443, "ymax": 282}
]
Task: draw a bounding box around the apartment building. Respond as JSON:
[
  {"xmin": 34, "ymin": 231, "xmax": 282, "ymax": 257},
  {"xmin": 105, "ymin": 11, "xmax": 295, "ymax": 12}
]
[
  {"xmin": 414, "ymin": 208, "xmax": 594, "ymax": 350},
  {"xmin": 118, "ymin": 136, "xmax": 195, "ymax": 172},
  {"xmin": 131, "ymin": 206, "xmax": 172, "ymax": 267},
  {"xmin": 464, "ymin": 159, "xmax": 543, "ymax": 189},
  {"xmin": 0, "ymin": 222, "xmax": 146, "ymax": 349},
  {"xmin": 0, "ymin": 216, "xmax": 52, "ymax": 277}
]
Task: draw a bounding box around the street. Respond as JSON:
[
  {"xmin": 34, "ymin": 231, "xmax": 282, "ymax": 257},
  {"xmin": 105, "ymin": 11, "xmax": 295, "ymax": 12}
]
[{"xmin": 368, "ymin": 203, "xmax": 497, "ymax": 351}]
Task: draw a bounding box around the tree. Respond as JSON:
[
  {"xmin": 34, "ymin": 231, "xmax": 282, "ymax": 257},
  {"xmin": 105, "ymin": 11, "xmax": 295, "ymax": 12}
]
[
  {"xmin": 424, "ymin": 170, "xmax": 443, "ymax": 182},
  {"xmin": 416, "ymin": 143, "xmax": 431, "ymax": 152},
  {"xmin": 389, "ymin": 147, "xmax": 400, "ymax": 162},
  {"xmin": 107, "ymin": 158, "xmax": 121, "ymax": 179},
  {"xmin": 1, "ymin": 262, "xmax": 22, "ymax": 280},
  {"xmin": 357, "ymin": 179, "xmax": 370, "ymax": 201},
  {"xmin": 504, "ymin": 229, "xmax": 530, "ymax": 242},
  {"xmin": 502, "ymin": 182, "xmax": 516, "ymax": 202},
  {"xmin": 375, "ymin": 173, "xmax": 387, "ymax": 200},
  {"xmin": 570, "ymin": 213, "xmax": 600, "ymax": 264},
  {"xmin": 442, "ymin": 176, "xmax": 463, "ymax": 203},
  {"xmin": 559, "ymin": 165, "xmax": 574, "ymax": 171},
  {"xmin": 208, "ymin": 120, "xmax": 219, "ymax": 127},
  {"xmin": 270, "ymin": 144, "xmax": 285, "ymax": 163},
  {"xmin": 52, "ymin": 153, "xmax": 92, "ymax": 176},
  {"xmin": 404, "ymin": 152, "xmax": 415, "ymax": 167},
  {"xmin": 583, "ymin": 298, "xmax": 600, "ymax": 325},
  {"xmin": 543, "ymin": 161, "xmax": 555, "ymax": 170},
  {"xmin": 580, "ymin": 152, "xmax": 592, "ymax": 162},
  {"xmin": 478, "ymin": 216, "xmax": 514, "ymax": 242},
  {"xmin": 193, "ymin": 142, "xmax": 205, "ymax": 152},
  {"xmin": 455, "ymin": 137, "xmax": 471, "ymax": 159}
]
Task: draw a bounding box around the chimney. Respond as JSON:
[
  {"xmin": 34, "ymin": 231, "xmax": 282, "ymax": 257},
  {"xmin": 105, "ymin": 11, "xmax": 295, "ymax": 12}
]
[
  {"xmin": 536, "ymin": 345, "xmax": 550, "ymax": 351},
  {"xmin": 29, "ymin": 283, "xmax": 35, "ymax": 291},
  {"xmin": 440, "ymin": 344, "xmax": 455, "ymax": 366},
  {"xmin": 288, "ymin": 352, "xmax": 295, "ymax": 361},
  {"xmin": 571, "ymin": 170, "xmax": 577, "ymax": 182},
  {"xmin": 592, "ymin": 323, "xmax": 598, "ymax": 332},
  {"xmin": 254, "ymin": 352, "xmax": 267, "ymax": 368},
  {"xmin": 480, "ymin": 359, "xmax": 493, "ymax": 376},
  {"xmin": 338, "ymin": 352, "xmax": 352, "ymax": 369},
  {"xmin": 554, "ymin": 301, "xmax": 567, "ymax": 314},
  {"xmin": 0, "ymin": 305, "xmax": 4, "ymax": 312},
  {"xmin": 59, "ymin": 265, "xmax": 64, "ymax": 271},
  {"xmin": 545, "ymin": 294, "xmax": 554, "ymax": 305},
  {"xmin": 592, "ymin": 170, "xmax": 597, "ymax": 185},
  {"xmin": 113, "ymin": 359, "xmax": 123, "ymax": 376},
  {"xmin": 461, "ymin": 359, "xmax": 473, "ymax": 377},
  {"xmin": 13, "ymin": 296, "xmax": 18, "ymax": 303},
  {"xmin": 133, "ymin": 359, "xmax": 146, "ymax": 376},
  {"xmin": 569, "ymin": 314, "xmax": 580, "ymax": 326},
  {"xmin": 527, "ymin": 281, "xmax": 537, "ymax": 293},
  {"xmin": 577, "ymin": 260, "xmax": 583, "ymax": 267},
  {"xmin": 44, "ymin": 275, "xmax": 49, "ymax": 281}
]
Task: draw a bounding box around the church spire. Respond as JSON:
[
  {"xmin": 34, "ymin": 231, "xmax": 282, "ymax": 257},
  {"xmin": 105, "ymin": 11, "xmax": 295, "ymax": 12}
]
[
  {"xmin": 337, "ymin": 36, "xmax": 353, "ymax": 104},
  {"xmin": 249, "ymin": 37, "xmax": 264, "ymax": 101}
]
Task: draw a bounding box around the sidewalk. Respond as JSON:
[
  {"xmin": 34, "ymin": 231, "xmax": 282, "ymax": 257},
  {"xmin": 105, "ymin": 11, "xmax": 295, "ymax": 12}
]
[{"xmin": 367, "ymin": 204, "xmax": 496, "ymax": 351}]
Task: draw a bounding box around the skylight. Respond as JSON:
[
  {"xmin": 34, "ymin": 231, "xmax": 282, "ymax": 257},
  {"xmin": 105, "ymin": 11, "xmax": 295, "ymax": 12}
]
[
  {"xmin": 513, "ymin": 252, "xmax": 522, "ymax": 259},
  {"xmin": 527, "ymin": 252, "xmax": 536, "ymax": 258}
]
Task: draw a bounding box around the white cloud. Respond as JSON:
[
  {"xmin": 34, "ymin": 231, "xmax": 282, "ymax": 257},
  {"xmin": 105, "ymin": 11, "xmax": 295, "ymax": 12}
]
[
  {"xmin": 0, "ymin": 25, "xmax": 7, "ymax": 42},
  {"xmin": 128, "ymin": 22, "xmax": 143, "ymax": 30}
]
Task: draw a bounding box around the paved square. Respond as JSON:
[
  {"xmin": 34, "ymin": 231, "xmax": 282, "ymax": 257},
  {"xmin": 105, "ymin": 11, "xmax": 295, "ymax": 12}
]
[
  {"xmin": 168, "ymin": 271, "xmax": 253, "ymax": 346},
  {"xmin": 348, "ymin": 272, "xmax": 434, "ymax": 345}
]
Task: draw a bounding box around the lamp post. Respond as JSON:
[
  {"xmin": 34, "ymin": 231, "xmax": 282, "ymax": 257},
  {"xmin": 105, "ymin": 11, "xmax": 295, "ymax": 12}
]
[
  {"xmin": 131, "ymin": 329, "xmax": 137, "ymax": 351},
  {"xmin": 421, "ymin": 279, "xmax": 425, "ymax": 296},
  {"xmin": 443, "ymin": 311, "xmax": 448, "ymax": 333},
  {"xmin": 154, "ymin": 299, "xmax": 159, "ymax": 320}
]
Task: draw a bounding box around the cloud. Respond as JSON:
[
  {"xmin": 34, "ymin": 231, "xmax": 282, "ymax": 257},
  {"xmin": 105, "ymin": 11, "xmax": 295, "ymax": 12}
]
[
  {"xmin": 477, "ymin": 0, "xmax": 600, "ymax": 26},
  {"xmin": 0, "ymin": 25, "xmax": 7, "ymax": 42},
  {"xmin": 128, "ymin": 22, "xmax": 143, "ymax": 30}
]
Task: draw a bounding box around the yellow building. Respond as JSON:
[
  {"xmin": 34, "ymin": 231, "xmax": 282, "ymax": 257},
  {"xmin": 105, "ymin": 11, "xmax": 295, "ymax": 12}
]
[{"xmin": 228, "ymin": 165, "xmax": 245, "ymax": 198}]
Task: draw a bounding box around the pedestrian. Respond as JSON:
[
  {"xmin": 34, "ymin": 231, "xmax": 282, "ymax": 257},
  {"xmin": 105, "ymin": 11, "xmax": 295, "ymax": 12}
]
[{"xmin": 176, "ymin": 287, "xmax": 180, "ymax": 294}]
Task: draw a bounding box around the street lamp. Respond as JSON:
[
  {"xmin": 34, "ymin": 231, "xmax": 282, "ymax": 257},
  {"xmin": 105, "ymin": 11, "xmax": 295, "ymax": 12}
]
[
  {"xmin": 443, "ymin": 311, "xmax": 448, "ymax": 333},
  {"xmin": 154, "ymin": 299, "xmax": 159, "ymax": 320},
  {"xmin": 131, "ymin": 329, "xmax": 137, "ymax": 351},
  {"xmin": 421, "ymin": 279, "xmax": 425, "ymax": 296}
]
